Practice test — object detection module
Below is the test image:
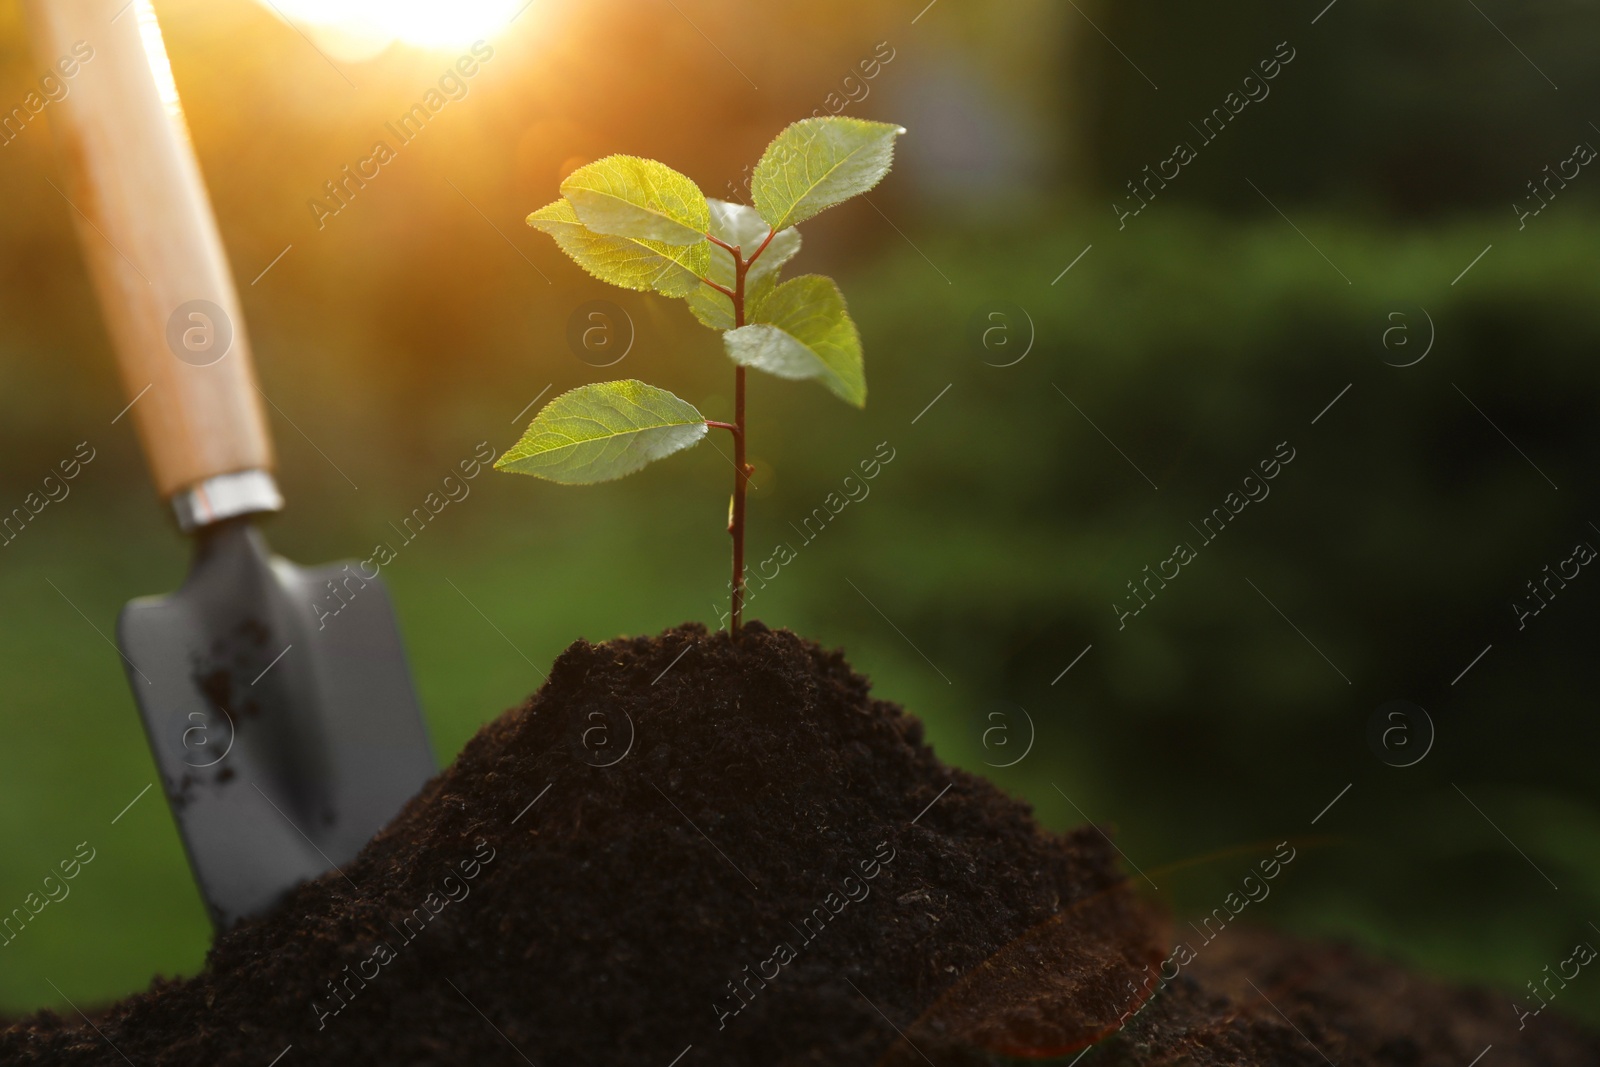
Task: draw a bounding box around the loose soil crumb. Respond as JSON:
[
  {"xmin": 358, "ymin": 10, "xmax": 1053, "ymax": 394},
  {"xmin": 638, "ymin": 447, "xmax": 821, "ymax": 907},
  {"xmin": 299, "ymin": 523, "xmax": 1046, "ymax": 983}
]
[{"xmin": 2, "ymin": 623, "xmax": 1595, "ymax": 1066}]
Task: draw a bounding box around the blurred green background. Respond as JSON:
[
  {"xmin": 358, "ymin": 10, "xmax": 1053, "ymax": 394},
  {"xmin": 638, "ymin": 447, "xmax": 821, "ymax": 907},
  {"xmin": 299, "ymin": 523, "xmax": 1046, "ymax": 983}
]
[{"xmin": 2, "ymin": 0, "xmax": 1598, "ymax": 1028}]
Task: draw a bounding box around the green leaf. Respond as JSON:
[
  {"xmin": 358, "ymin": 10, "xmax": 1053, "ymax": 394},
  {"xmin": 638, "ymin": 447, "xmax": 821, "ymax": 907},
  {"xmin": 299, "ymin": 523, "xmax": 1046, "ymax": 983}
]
[
  {"xmin": 561, "ymin": 155, "xmax": 710, "ymax": 246},
  {"xmin": 687, "ymin": 199, "xmax": 801, "ymax": 330},
  {"xmin": 527, "ymin": 199, "xmax": 709, "ymax": 298},
  {"xmin": 751, "ymin": 117, "xmax": 905, "ymax": 231},
  {"xmin": 689, "ymin": 270, "xmax": 779, "ymax": 334},
  {"xmin": 494, "ymin": 380, "xmax": 707, "ymax": 484},
  {"xmin": 723, "ymin": 275, "xmax": 866, "ymax": 407},
  {"xmin": 709, "ymin": 198, "xmax": 803, "ymax": 270}
]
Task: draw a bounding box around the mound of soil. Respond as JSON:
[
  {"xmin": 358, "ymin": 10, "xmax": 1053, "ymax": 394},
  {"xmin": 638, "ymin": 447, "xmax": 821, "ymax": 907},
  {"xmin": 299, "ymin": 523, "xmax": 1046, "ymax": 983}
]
[
  {"xmin": 1, "ymin": 623, "xmax": 1125, "ymax": 1065},
  {"xmin": 3, "ymin": 623, "xmax": 1596, "ymax": 1065}
]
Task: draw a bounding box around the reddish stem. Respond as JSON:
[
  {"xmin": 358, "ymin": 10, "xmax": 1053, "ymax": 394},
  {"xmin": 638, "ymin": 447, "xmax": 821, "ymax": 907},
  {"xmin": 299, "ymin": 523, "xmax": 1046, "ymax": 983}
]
[
  {"xmin": 703, "ymin": 225, "xmax": 775, "ymax": 639},
  {"xmin": 744, "ymin": 226, "xmax": 778, "ymax": 269},
  {"xmin": 729, "ymin": 242, "xmax": 752, "ymax": 639}
]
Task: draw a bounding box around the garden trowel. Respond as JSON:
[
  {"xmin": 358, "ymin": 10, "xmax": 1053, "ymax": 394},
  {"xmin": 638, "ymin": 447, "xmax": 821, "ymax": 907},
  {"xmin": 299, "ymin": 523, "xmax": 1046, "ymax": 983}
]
[{"xmin": 27, "ymin": 0, "xmax": 437, "ymax": 929}]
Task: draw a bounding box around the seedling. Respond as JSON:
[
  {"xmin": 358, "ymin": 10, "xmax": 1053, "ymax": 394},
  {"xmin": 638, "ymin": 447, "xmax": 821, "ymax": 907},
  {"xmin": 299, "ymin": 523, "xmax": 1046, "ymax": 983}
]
[{"xmin": 497, "ymin": 116, "xmax": 904, "ymax": 637}]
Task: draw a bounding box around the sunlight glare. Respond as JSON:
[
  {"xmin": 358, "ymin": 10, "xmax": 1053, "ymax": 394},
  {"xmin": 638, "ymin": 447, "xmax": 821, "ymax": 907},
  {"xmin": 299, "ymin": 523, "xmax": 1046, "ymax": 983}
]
[{"xmin": 257, "ymin": 0, "xmax": 527, "ymax": 61}]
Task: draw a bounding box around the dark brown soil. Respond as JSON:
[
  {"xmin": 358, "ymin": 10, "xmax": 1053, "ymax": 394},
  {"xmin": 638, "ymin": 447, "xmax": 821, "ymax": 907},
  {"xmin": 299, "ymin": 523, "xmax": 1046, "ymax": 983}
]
[
  {"xmin": 0, "ymin": 623, "xmax": 1125, "ymax": 1065},
  {"xmin": 1094, "ymin": 925, "xmax": 1600, "ymax": 1067},
  {"xmin": 2, "ymin": 623, "xmax": 1595, "ymax": 1066}
]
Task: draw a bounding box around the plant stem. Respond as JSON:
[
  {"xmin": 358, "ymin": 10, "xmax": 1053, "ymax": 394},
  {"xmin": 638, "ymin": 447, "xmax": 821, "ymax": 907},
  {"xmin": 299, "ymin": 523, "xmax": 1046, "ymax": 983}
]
[
  {"xmin": 729, "ymin": 241, "xmax": 752, "ymax": 639},
  {"xmin": 745, "ymin": 227, "xmax": 779, "ymax": 268},
  {"xmin": 704, "ymin": 225, "xmax": 776, "ymax": 639}
]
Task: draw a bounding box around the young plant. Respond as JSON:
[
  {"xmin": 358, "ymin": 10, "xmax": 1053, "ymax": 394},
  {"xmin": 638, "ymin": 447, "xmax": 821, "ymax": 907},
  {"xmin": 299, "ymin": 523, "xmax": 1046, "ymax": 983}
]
[{"xmin": 496, "ymin": 116, "xmax": 904, "ymax": 638}]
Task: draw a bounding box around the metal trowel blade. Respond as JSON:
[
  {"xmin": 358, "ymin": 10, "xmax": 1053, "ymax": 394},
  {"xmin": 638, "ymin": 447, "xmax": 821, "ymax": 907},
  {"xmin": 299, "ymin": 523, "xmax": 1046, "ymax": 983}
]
[{"xmin": 117, "ymin": 519, "xmax": 436, "ymax": 929}]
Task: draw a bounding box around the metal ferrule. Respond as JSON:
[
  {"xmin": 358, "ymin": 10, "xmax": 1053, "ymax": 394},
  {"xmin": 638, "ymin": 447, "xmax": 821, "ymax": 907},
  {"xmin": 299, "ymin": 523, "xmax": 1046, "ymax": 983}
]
[{"xmin": 170, "ymin": 469, "xmax": 283, "ymax": 532}]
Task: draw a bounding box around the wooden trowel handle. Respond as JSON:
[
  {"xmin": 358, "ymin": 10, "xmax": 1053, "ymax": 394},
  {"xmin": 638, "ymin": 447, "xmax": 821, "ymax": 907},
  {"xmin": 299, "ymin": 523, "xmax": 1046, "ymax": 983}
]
[{"xmin": 25, "ymin": 0, "xmax": 276, "ymax": 505}]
